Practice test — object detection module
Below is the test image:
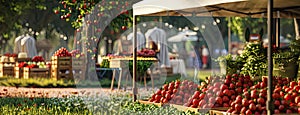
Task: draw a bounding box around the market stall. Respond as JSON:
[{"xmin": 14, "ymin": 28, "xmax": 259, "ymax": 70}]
[{"xmin": 132, "ymin": 0, "xmax": 300, "ymax": 114}]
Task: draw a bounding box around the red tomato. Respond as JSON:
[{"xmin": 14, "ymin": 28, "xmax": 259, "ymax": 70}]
[
  {"xmin": 274, "ymin": 109, "xmax": 280, "ymax": 114},
  {"xmin": 249, "ymin": 103, "xmax": 256, "ymax": 111},
  {"xmin": 242, "ymin": 98, "xmax": 249, "ymax": 106},
  {"xmin": 274, "ymin": 100, "xmax": 281, "ymax": 107},
  {"xmin": 234, "ymin": 103, "xmax": 242, "ymax": 111},
  {"xmin": 278, "ymin": 105, "xmax": 285, "ymax": 111},
  {"xmin": 284, "ymin": 94, "xmax": 292, "ymax": 101},
  {"xmin": 245, "ymin": 109, "xmax": 252, "ymax": 115},
  {"xmin": 257, "ymin": 98, "xmax": 265, "ymax": 105},
  {"xmin": 240, "ymin": 107, "xmax": 247, "ymax": 114},
  {"xmin": 192, "ymin": 99, "xmax": 200, "ymax": 106}
]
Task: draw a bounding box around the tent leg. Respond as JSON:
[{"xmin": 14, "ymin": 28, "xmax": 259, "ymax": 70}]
[
  {"xmin": 133, "ymin": 15, "xmax": 138, "ymax": 102},
  {"xmin": 267, "ymin": 0, "xmax": 274, "ymax": 114}
]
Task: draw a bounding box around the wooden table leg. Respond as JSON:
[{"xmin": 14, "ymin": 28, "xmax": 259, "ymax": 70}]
[
  {"xmin": 117, "ymin": 68, "xmax": 122, "ymax": 91},
  {"xmin": 110, "ymin": 69, "xmax": 116, "ymax": 91},
  {"xmin": 151, "ymin": 73, "xmax": 154, "ymax": 90},
  {"xmin": 124, "ymin": 71, "xmax": 128, "ymax": 91},
  {"xmin": 144, "ymin": 74, "xmax": 148, "ymax": 91}
]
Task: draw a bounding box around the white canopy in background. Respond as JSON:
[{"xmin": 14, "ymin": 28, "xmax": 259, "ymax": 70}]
[
  {"xmin": 168, "ymin": 29, "xmax": 198, "ymax": 42},
  {"xmin": 133, "ymin": 0, "xmax": 300, "ymax": 18},
  {"xmin": 127, "ymin": 31, "xmax": 146, "ymax": 51}
]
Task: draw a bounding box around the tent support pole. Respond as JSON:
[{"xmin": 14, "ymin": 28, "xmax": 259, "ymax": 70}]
[
  {"xmin": 275, "ymin": 18, "xmax": 280, "ymax": 48},
  {"xmin": 133, "ymin": 15, "xmax": 138, "ymax": 102},
  {"xmin": 228, "ymin": 17, "xmax": 231, "ymax": 54},
  {"xmin": 267, "ymin": 0, "xmax": 274, "ymax": 114}
]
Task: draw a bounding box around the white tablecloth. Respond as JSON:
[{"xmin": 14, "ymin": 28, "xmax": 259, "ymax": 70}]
[{"xmin": 170, "ymin": 59, "xmax": 187, "ymax": 77}]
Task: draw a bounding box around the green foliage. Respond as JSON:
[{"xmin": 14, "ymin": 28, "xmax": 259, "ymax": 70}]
[
  {"xmin": 128, "ymin": 61, "xmax": 154, "ymax": 77},
  {"xmin": 100, "ymin": 59, "xmax": 110, "ymax": 68},
  {"xmin": 0, "ymin": 77, "xmax": 116, "ymax": 88},
  {"xmin": 215, "ymin": 54, "xmax": 245, "ymax": 75},
  {"xmin": 0, "ymin": 96, "xmax": 198, "ymax": 115},
  {"xmin": 240, "ymin": 42, "xmax": 267, "ymax": 77}
]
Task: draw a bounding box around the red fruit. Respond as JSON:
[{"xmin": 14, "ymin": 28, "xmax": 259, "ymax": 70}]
[
  {"xmin": 236, "ymin": 81, "xmax": 243, "ymax": 87},
  {"xmin": 242, "ymin": 98, "xmax": 249, "ymax": 106},
  {"xmin": 223, "ymin": 103, "xmax": 229, "ymax": 107},
  {"xmin": 244, "ymin": 92, "xmax": 250, "ymax": 99},
  {"xmin": 222, "ymin": 96, "xmax": 230, "ymax": 102},
  {"xmin": 198, "ymin": 100, "xmax": 206, "ymax": 107},
  {"xmin": 225, "ymin": 79, "xmax": 230, "ymax": 84},
  {"xmin": 274, "ymin": 100, "xmax": 280, "ymax": 106},
  {"xmin": 290, "ymin": 81, "xmax": 297, "ymax": 88},
  {"xmin": 209, "ymin": 97, "xmax": 215, "ymax": 103},
  {"xmin": 223, "ymin": 89, "xmax": 231, "ymax": 96},
  {"xmin": 162, "ymin": 98, "xmax": 168, "ymax": 103},
  {"xmin": 234, "ymin": 103, "xmax": 242, "ymax": 111},
  {"xmin": 245, "ymin": 109, "xmax": 252, "ymax": 115},
  {"xmin": 281, "ymin": 100, "xmax": 288, "ymax": 106},
  {"xmin": 257, "ymin": 98, "xmax": 265, "ymax": 105},
  {"xmin": 199, "ymin": 93, "xmax": 205, "ymax": 99},
  {"xmin": 231, "ymin": 95, "xmax": 236, "ymax": 101},
  {"xmin": 155, "ymin": 95, "xmax": 162, "ymax": 101},
  {"xmin": 165, "ymin": 93, "xmax": 171, "ymax": 100},
  {"xmin": 284, "ymin": 94, "xmax": 292, "ymax": 101},
  {"xmin": 260, "ymin": 82, "xmax": 267, "ymax": 88},
  {"xmin": 216, "ymin": 97, "xmax": 222, "ymax": 104},
  {"xmin": 251, "ymin": 90, "xmax": 258, "ymax": 99},
  {"xmin": 249, "ymin": 103, "xmax": 256, "ymax": 111},
  {"xmin": 272, "ymin": 93, "xmax": 280, "ymax": 99},
  {"xmin": 227, "ymin": 108, "xmax": 234, "ymax": 113},
  {"xmin": 235, "ymin": 87, "xmax": 242, "ymax": 94},
  {"xmin": 173, "ymin": 89, "xmax": 178, "ymax": 94},
  {"xmin": 192, "ymin": 99, "xmax": 200, "ymax": 106},
  {"xmin": 221, "ymin": 84, "xmax": 228, "ymax": 91},
  {"xmin": 256, "ymin": 104, "xmax": 262, "ymax": 111},
  {"xmin": 241, "ymin": 107, "xmax": 247, "ymax": 114},
  {"xmin": 278, "ymin": 105, "xmax": 285, "ymax": 111},
  {"xmin": 226, "ymin": 75, "xmax": 231, "ymax": 79},
  {"xmin": 294, "ymin": 86, "xmax": 300, "ymax": 92},
  {"xmin": 295, "ymin": 96, "xmax": 300, "ymax": 103},
  {"xmin": 286, "ymin": 109, "xmax": 293, "ymax": 114},
  {"xmin": 156, "ymin": 90, "xmax": 162, "ymax": 95},
  {"xmin": 163, "ymin": 84, "xmax": 168, "ymax": 90},
  {"xmin": 274, "ymin": 109, "xmax": 280, "ymax": 114},
  {"xmin": 229, "ymin": 83, "xmax": 235, "ymax": 89}
]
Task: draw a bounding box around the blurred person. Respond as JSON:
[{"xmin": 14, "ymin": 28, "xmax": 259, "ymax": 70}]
[{"xmin": 202, "ymin": 45, "xmax": 209, "ymax": 69}]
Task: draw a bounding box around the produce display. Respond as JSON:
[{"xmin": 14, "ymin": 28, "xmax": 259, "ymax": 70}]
[
  {"xmin": 18, "ymin": 61, "xmax": 47, "ymax": 68},
  {"xmin": 226, "ymin": 76, "xmax": 299, "ymax": 114},
  {"xmin": 137, "ymin": 48, "xmax": 156, "ymax": 57},
  {"xmin": 146, "ymin": 73, "xmax": 300, "ymax": 114},
  {"xmin": 54, "ymin": 47, "xmax": 71, "ymax": 57},
  {"xmin": 184, "ymin": 74, "xmax": 253, "ymax": 109},
  {"xmin": 32, "ymin": 56, "xmax": 44, "ymax": 62},
  {"xmin": 148, "ymin": 80, "xmax": 200, "ymax": 105}
]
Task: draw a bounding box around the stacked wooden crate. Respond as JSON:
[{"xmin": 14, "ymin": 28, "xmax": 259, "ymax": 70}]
[
  {"xmin": 23, "ymin": 68, "xmax": 49, "ymax": 79},
  {"xmin": 51, "ymin": 56, "xmax": 73, "ymax": 80},
  {"xmin": 14, "ymin": 58, "xmax": 31, "ymax": 78},
  {"xmin": 72, "ymin": 57, "xmax": 86, "ymax": 80},
  {"xmin": 0, "ymin": 61, "xmax": 15, "ymax": 77}
]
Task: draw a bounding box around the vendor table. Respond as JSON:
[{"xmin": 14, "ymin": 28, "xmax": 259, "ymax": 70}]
[
  {"xmin": 108, "ymin": 57, "xmax": 158, "ymax": 91},
  {"xmin": 170, "ymin": 59, "xmax": 187, "ymax": 77}
]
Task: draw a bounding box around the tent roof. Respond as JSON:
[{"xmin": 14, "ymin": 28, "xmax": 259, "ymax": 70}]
[{"xmin": 133, "ymin": 0, "xmax": 300, "ymax": 18}]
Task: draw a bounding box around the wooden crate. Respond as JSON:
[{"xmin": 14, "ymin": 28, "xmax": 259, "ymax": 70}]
[
  {"xmin": 51, "ymin": 56, "xmax": 72, "ymax": 67},
  {"xmin": 51, "ymin": 56, "xmax": 73, "ymax": 80},
  {"xmin": 72, "ymin": 57, "xmax": 86, "ymax": 80},
  {"xmin": 170, "ymin": 104, "xmax": 229, "ymax": 114},
  {"xmin": 14, "ymin": 67, "xmax": 23, "ymax": 78},
  {"xmin": 0, "ymin": 62, "xmax": 15, "ymax": 77},
  {"xmin": 51, "ymin": 67, "xmax": 73, "ymax": 80},
  {"xmin": 23, "ymin": 68, "xmax": 49, "ymax": 79},
  {"xmin": 138, "ymin": 100, "xmax": 164, "ymax": 107}
]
